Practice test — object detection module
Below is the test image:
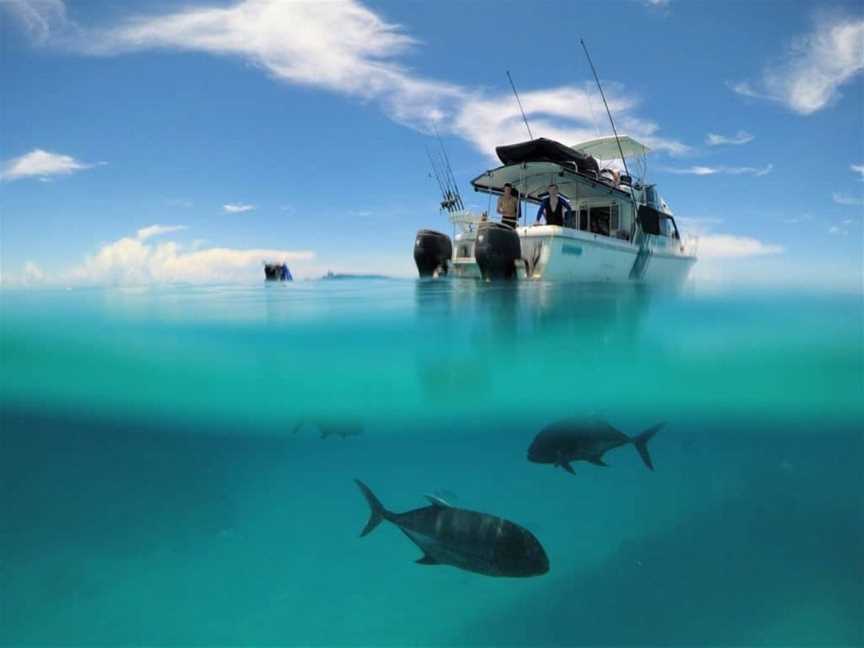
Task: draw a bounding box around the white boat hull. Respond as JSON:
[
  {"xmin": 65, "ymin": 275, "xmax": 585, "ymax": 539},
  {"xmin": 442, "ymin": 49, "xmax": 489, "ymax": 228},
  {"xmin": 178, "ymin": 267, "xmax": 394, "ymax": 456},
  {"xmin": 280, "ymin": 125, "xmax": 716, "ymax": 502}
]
[{"xmin": 451, "ymin": 225, "xmax": 695, "ymax": 285}]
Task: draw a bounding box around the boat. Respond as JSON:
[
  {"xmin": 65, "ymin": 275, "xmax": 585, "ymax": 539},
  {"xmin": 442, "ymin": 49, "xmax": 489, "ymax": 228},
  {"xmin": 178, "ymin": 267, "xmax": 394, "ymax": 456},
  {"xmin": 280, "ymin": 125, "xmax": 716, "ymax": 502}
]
[
  {"xmin": 413, "ymin": 134, "xmax": 697, "ymax": 284},
  {"xmin": 264, "ymin": 261, "xmax": 292, "ymax": 281}
]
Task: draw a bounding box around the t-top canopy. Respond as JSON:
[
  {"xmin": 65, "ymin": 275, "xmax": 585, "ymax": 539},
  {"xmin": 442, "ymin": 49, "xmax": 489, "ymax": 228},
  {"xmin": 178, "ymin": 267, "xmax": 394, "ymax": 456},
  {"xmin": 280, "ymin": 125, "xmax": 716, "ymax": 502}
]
[
  {"xmin": 496, "ymin": 138, "xmax": 598, "ymax": 175},
  {"xmin": 571, "ymin": 135, "xmax": 650, "ymax": 160},
  {"xmin": 497, "ymin": 138, "xmax": 589, "ymax": 166}
]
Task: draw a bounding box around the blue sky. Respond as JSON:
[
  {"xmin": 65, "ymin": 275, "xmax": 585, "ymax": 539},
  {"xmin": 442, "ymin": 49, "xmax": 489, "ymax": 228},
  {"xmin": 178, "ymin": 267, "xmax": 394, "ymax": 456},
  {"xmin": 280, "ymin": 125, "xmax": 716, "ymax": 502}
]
[{"xmin": 1, "ymin": 0, "xmax": 862, "ymax": 286}]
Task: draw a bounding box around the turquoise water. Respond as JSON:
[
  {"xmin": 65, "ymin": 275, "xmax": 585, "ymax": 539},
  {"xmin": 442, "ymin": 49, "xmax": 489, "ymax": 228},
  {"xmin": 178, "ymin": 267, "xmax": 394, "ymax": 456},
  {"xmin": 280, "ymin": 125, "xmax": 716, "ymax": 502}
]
[{"xmin": 1, "ymin": 280, "xmax": 862, "ymax": 645}]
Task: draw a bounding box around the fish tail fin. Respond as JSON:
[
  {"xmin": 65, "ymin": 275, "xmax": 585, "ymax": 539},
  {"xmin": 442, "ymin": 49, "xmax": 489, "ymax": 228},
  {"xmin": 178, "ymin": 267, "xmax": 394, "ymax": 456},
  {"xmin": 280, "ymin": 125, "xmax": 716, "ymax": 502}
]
[
  {"xmin": 354, "ymin": 479, "xmax": 389, "ymax": 537},
  {"xmin": 633, "ymin": 423, "xmax": 664, "ymax": 471}
]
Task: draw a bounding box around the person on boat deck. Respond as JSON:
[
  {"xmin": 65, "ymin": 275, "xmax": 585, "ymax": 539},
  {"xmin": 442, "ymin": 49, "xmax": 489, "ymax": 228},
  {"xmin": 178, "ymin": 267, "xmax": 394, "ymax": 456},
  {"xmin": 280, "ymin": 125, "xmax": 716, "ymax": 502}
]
[
  {"xmin": 496, "ymin": 183, "xmax": 520, "ymax": 228},
  {"xmin": 535, "ymin": 184, "xmax": 572, "ymax": 227}
]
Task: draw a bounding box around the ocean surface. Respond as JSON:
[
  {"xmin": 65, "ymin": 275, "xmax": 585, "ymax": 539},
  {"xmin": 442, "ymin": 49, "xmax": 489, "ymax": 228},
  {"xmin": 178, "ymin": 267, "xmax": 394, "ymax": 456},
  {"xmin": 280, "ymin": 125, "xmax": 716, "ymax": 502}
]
[{"xmin": 1, "ymin": 279, "xmax": 862, "ymax": 646}]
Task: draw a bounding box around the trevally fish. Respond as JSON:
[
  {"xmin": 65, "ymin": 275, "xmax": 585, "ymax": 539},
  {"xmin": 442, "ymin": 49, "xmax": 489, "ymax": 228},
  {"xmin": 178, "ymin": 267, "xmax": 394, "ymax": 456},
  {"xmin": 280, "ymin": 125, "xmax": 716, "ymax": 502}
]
[
  {"xmin": 528, "ymin": 419, "xmax": 664, "ymax": 473},
  {"xmin": 292, "ymin": 419, "xmax": 362, "ymax": 439},
  {"xmin": 354, "ymin": 480, "xmax": 549, "ymax": 577}
]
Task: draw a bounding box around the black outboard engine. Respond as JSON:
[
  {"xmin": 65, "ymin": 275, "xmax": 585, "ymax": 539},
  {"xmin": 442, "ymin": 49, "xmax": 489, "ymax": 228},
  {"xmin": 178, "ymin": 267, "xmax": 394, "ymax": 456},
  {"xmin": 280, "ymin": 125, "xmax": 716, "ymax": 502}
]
[
  {"xmin": 474, "ymin": 221, "xmax": 521, "ymax": 280},
  {"xmin": 414, "ymin": 229, "xmax": 453, "ymax": 277}
]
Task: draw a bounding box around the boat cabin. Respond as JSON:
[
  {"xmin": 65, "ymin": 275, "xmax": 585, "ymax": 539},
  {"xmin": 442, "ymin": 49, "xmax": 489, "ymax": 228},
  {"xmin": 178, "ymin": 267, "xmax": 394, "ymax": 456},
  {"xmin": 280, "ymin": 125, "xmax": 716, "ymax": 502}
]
[{"xmin": 470, "ymin": 136, "xmax": 681, "ymax": 246}]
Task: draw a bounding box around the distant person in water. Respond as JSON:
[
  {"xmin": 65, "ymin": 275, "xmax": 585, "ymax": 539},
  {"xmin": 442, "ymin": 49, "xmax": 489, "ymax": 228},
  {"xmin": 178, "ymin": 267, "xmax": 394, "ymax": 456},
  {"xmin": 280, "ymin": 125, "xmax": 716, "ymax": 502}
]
[
  {"xmin": 535, "ymin": 184, "xmax": 571, "ymax": 227},
  {"xmin": 496, "ymin": 183, "xmax": 520, "ymax": 229}
]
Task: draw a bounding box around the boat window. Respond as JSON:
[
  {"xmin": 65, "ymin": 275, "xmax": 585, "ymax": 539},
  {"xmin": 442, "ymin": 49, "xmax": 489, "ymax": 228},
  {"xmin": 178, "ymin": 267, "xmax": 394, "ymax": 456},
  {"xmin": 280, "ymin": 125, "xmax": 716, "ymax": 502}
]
[
  {"xmin": 589, "ymin": 206, "xmax": 611, "ymax": 237},
  {"xmin": 660, "ymin": 217, "xmax": 680, "ymax": 239},
  {"xmin": 645, "ymin": 185, "xmax": 659, "ymax": 208}
]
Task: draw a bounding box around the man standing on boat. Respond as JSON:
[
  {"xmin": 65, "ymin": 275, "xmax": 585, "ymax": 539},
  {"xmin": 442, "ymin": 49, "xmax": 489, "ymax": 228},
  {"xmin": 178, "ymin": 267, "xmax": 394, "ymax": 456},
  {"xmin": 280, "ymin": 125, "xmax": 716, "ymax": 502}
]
[
  {"xmin": 496, "ymin": 183, "xmax": 521, "ymax": 229},
  {"xmin": 535, "ymin": 184, "xmax": 571, "ymax": 227}
]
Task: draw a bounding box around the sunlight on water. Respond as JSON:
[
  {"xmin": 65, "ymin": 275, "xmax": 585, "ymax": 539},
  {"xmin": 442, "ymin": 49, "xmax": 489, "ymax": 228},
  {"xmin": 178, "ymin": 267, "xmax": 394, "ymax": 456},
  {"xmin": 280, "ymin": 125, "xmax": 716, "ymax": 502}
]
[{"xmin": 2, "ymin": 280, "xmax": 862, "ymax": 645}]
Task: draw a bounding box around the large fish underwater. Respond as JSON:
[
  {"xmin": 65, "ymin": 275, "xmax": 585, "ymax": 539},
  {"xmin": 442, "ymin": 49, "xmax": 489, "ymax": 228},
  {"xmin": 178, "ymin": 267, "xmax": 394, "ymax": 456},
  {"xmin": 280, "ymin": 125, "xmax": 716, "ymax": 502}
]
[
  {"xmin": 354, "ymin": 480, "xmax": 549, "ymax": 577},
  {"xmin": 292, "ymin": 419, "xmax": 362, "ymax": 439},
  {"xmin": 528, "ymin": 419, "xmax": 664, "ymax": 473}
]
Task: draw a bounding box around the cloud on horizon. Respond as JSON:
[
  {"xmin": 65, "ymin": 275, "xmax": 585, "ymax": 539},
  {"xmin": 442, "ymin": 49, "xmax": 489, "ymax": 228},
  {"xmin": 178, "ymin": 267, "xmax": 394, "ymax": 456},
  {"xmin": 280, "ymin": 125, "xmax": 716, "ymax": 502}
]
[
  {"xmin": 69, "ymin": 231, "xmax": 313, "ymax": 284},
  {"xmin": 730, "ymin": 15, "xmax": 864, "ymax": 114},
  {"xmin": 1, "ymin": 148, "xmax": 103, "ymax": 181},
  {"xmin": 3, "ymin": 0, "xmax": 689, "ymax": 159},
  {"xmin": 0, "ymin": 226, "xmax": 315, "ymax": 286},
  {"xmin": 697, "ymin": 234, "xmax": 784, "ymax": 258}
]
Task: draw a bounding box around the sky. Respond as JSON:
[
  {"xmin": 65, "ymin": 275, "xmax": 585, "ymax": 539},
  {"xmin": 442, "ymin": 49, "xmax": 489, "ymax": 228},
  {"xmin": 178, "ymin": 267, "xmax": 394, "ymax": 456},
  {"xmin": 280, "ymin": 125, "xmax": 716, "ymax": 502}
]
[{"xmin": 1, "ymin": 0, "xmax": 862, "ymax": 287}]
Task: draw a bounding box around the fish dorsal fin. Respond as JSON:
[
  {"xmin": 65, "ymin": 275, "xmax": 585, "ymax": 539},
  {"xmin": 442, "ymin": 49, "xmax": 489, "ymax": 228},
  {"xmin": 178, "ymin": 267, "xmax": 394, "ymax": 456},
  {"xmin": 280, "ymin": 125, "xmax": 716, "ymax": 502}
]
[{"xmin": 424, "ymin": 494, "xmax": 451, "ymax": 508}]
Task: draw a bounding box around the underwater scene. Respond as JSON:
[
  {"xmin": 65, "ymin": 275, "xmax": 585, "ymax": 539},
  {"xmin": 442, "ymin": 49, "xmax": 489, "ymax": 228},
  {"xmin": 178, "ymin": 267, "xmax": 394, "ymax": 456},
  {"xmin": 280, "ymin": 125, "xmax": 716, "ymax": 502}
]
[{"xmin": 1, "ymin": 280, "xmax": 862, "ymax": 646}]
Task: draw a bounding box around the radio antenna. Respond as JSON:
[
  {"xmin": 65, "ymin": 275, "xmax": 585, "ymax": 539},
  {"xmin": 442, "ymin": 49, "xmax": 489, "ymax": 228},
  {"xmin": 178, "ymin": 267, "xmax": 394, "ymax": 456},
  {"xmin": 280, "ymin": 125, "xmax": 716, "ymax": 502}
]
[
  {"xmin": 580, "ymin": 39, "xmax": 630, "ymax": 182},
  {"xmin": 506, "ymin": 70, "xmax": 534, "ymax": 140}
]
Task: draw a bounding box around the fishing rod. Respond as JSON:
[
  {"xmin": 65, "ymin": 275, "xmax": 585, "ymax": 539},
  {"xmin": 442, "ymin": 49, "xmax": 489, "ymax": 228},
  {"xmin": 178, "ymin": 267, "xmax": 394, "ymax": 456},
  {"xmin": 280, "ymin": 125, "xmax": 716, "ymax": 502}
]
[
  {"xmin": 433, "ymin": 126, "xmax": 464, "ymax": 211},
  {"xmin": 426, "ymin": 146, "xmax": 453, "ymax": 211},
  {"xmin": 506, "ymin": 70, "xmax": 534, "ymax": 140},
  {"xmin": 425, "ymin": 146, "xmax": 446, "ymax": 197},
  {"xmin": 579, "ymin": 39, "xmax": 631, "ymax": 183}
]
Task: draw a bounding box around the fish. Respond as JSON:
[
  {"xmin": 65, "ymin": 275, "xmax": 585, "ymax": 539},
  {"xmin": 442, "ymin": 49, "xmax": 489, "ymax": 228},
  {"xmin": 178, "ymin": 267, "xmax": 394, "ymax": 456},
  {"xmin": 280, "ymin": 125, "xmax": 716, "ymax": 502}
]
[
  {"xmin": 527, "ymin": 418, "xmax": 664, "ymax": 473},
  {"xmin": 292, "ymin": 419, "xmax": 362, "ymax": 439},
  {"xmin": 354, "ymin": 480, "xmax": 549, "ymax": 577}
]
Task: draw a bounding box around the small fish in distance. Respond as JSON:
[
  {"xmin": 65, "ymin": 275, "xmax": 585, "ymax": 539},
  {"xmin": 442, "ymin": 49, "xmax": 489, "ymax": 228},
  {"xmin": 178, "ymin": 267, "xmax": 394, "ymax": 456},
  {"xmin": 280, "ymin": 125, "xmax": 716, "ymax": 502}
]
[
  {"xmin": 527, "ymin": 419, "xmax": 664, "ymax": 473},
  {"xmin": 354, "ymin": 480, "xmax": 549, "ymax": 577}
]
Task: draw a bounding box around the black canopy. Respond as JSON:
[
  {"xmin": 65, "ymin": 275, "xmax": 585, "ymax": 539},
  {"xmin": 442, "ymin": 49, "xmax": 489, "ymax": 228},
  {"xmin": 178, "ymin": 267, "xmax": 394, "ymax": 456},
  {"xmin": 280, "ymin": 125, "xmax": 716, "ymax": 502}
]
[{"xmin": 495, "ymin": 138, "xmax": 599, "ymax": 175}]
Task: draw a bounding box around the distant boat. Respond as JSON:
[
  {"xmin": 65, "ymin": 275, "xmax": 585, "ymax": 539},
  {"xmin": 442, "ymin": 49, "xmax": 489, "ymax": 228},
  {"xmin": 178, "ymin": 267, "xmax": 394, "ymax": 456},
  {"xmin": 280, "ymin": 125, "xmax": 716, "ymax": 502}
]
[
  {"xmin": 320, "ymin": 271, "xmax": 390, "ymax": 281},
  {"xmin": 264, "ymin": 262, "xmax": 292, "ymax": 281},
  {"xmin": 413, "ymin": 135, "xmax": 697, "ymax": 284}
]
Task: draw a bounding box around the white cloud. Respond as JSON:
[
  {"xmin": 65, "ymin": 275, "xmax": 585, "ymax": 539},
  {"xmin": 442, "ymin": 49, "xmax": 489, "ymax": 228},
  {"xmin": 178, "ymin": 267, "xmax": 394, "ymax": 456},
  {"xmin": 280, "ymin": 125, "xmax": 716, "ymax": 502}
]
[
  {"xmin": 136, "ymin": 224, "xmax": 187, "ymax": 240},
  {"xmin": 833, "ymin": 192, "xmax": 864, "ymax": 206},
  {"xmin": 1, "ymin": 148, "xmax": 102, "ymax": 181},
  {"xmin": 23, "ymin": 261, "xmax": 45, "ymax": 283},
  {"xmin": 697, "ymin": 234, "xmax": 784, "ymax": 258},
  {"xmin": 664, "ymin": 164, "xmax": 773, "ymax": 177},
  {"xmin": 730, "ymin": 16, "xmax": 864, "ymax": 114},
  {"xmin": 68, "ymin": 229, "xmax": 314, "ymax": 284},
  {"xmin": 5, "ymin": 0, "xmax": 687, "ymax": 158},
  {"xmin": 706, "ymin": 131, "xmax": 754, "ymax": 146},
  {"xmin": 0, "ymin": 260, "xmax": 47, "ymax": 287},
  {"xmin": 2, "ymin": 0, "xmax": 71, "ymax": 45},
  {"xmin": 453, "ymin": 83, "xmax": 690, "ymax": 160},
  {"xmin": 223, "ymin": 203, "xmax": 255, "ymax": 213},
  {"xmin": 851, "ymin": 164, "xmax": 864, "ymax": 180},
  {"xmin": 829, "ymin": 225, "xmax": 848, "ymax": 236}
]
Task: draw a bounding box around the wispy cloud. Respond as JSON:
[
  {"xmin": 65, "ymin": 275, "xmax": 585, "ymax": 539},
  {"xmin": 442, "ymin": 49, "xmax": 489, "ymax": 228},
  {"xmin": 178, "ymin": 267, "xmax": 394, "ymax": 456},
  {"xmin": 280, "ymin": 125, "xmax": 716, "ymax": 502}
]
[
  {"xmin": 829, "ymin": 225, "xmax": 848, "ymax": 236},
  {"xmin": 832, "ymin": 192, "xmax": 864, "ymax": 206},
  {"xmin": 67, "ymin": 228, "xmax": 314, "ymax": 284},
  {"xmin": 730, "ymin": 16, "xmax": 864, "ymax": 114},
  {"xmin": 851, "ymin": 164, "xmax": 864, "ymax": 180},
  {"xmin": 705, "ymin": 131, "xmax": 754, "ymax": 146},
  {"xmin": 223, "ymin": 203, "xmax": 255, "ymax": 213},
  {"xmin": 136, "ymin": 224, "xmax": 187, "ymax": 240},
  {"xmin": 1, "ymin": 148, "xmax": 102, "ymax": 181},
  {"xmin": 697, "ymin": 234, "xmax": 784, "ymax": 258},
  {"xmin": 782, "ymin": 213, "xmax": 813, "ymax": 225},
  {"xmin": 664, "ymin": 164, "xmax": 773, "ymax": 177},
  {"xmin": 3, "ymin": 0, "xmax": 688, "ymax": 158}
]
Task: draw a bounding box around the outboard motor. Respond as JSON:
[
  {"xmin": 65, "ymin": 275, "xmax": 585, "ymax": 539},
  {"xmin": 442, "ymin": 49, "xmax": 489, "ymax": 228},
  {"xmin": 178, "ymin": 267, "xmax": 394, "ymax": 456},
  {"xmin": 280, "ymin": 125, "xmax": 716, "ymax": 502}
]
[
  {"xmin": 414, "ymin": 229, "xmax": 453, "ymax": 277},
  {"xmin": 475, "ymin": 221, "xmax": 521, "ymax": 280}
]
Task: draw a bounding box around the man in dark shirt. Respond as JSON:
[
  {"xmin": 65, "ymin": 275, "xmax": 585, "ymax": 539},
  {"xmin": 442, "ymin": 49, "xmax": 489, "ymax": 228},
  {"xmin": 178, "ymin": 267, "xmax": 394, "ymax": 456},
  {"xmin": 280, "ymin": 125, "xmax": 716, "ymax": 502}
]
[{"xmin": 535, "ymin": 184, "xmax": 572, "ymax": 226}]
